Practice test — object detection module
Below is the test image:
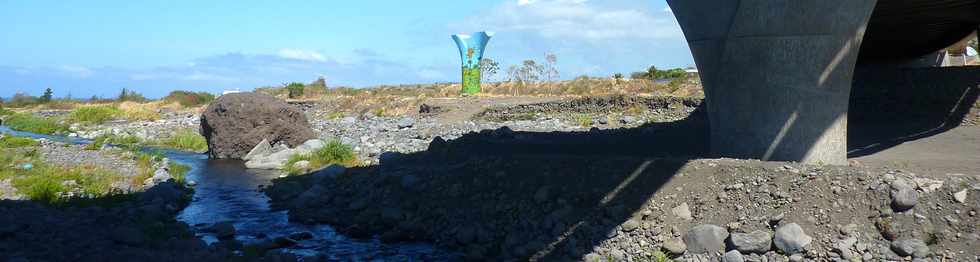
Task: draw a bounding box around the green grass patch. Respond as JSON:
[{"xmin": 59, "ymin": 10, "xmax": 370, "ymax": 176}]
[
  {"xmin": 155, "ymin": 129, "xmax": 208, "ymax": 152},
  {"xmin": 0, "ymin": 107, "xmax": 14, "ymax": 116},
  {"xmin": 168, "ymin": 162, "xmax": 190, "ymax": 185},
  {"xmin": 4, "ymin": 113, "xmax": 70, "ymax": 135},
  {"xmin": 283, "ymin": 140, "xmax": 357, "ymax": 175},
  {"xmin": 0, "ymin": 135, "xmax": 38, "ymax": 148},
  {"xmin": 69, "ymin": 106, "xmax": 121, "ymax": 125},
  {"xmin": 86, "ymin": 133, "xmax": 145, "ymax": 150},
  {"xmin": 575, "ymin": 114, "xmax": 593, "ymax": 127},
  {"xmin": 0, "ymin": 149, "xmax": 121, "ymax": 204}
]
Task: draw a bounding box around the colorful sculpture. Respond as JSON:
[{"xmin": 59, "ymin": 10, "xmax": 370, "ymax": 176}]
[{"xmin": 452, "ymin": 32, "xmax": 494, "ymax": 95}]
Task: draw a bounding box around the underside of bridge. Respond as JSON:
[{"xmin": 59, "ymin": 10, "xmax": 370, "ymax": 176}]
[{"xmin": 667, "ymin": 0, "xmax": 980, "ymax": 165}]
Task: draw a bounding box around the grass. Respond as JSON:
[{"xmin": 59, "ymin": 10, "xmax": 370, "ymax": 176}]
[
  {"xmin": 0, "ymin": 135, "xmax": 38, "ymax": 148},
  {"xmin": 283, "ymin": 140, "xmax": 357, "ymax": 175},
  {"xmin": 155, "ymin": 129, "xmax": 208, "ymax": 152},
  {"xmin": 4, "ymin": 113, "xmax": 70, "ymax": 135},
  {"xmin": 0, "ymin": 149, "xmax": 121, "ymax": 204},
  {"xmin": 69, "ymin": 106, "xmax": 121, "ymax": 124},
  {"xmin": 0, "ymin": 107, "xmax": 14, "ymax": 116},
  {"xmin": 168, "ymin": 162, "xmax": 190, "ymax": 185},
  {"xmin": 163, "ymin": 90, "xmax": 215, "ymax": 107},
  {"xmin": 129, "ymin": 150, "xmax": 163, "ymax": 188},
  {"xmin": 575, "ymin": 114, "xmax": 593, "ymax": 127}
]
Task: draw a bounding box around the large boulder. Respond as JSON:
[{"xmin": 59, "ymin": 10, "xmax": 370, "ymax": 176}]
[{"xmin": 201, "ymin": 93, "xmax": 317, "ymax": 159}]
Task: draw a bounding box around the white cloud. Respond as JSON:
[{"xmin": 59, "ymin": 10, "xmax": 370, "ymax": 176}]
[
  {"xmin": 463, "ymin": 0, "xmax": 681, "ymax": 41},
  {"xmin": 60, "ymin": 65, "xmax": 94, "ymax": 78},
  {"xmin": 277, "ymin": 49, "xmax": 327, "ymax": 62}
]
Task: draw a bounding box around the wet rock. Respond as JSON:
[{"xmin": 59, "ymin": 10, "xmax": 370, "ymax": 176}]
[
  {"xmin": 723, "ymin": 250, "xmax": 745, "ymax": 262},
  {"xmin": 209, "ymin": 222, "xmax": 236, "ymax": 239},
  {"xmin": 663, "ymin": 237, "xmax": 687, "ymax": 255},
  {"xmin": 201, "ymin": 92, "xmax": 316, "ymax": 159},
  {"xmin": 729, "ymin": 230, "xmax": 772, "ymax": 254},
  {"xmin": 891, "ymin": 239, "xmax": 929, "ymax": 258},
  {"xmin": 773, "ymin": 223, "xmax": 811, "ymax": 254},
  {"xmin": 890, "ymin": 179, "xmax": 918, "ymax": 211},
  {"xmin": 684, "ymin": 224, "xmax": 729, "ymax": 254}
]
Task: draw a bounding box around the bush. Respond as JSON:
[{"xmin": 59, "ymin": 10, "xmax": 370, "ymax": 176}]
[
  {"xmin": 286, "ymin": 83, "xmax": 305, "ymax": 99},
  {"xmin": 24, "ymin": 179, "xmax": 64, "ymax": 204},
  {"xmin": 164, "ymin": 91, "xmax": 215, "ymax": 107},
  {"xmin": 117, "ymin": 88, "xmax": 147, "ymax": 103},
  {"xmin": 156, "ymin": 129, "xmax": 208, "ymax": 152},
  {"xmin": 283, "ymin": 140, "xmax": 357, "ymax": 175},
  {"xmin": 0, "ymin": 136, "xmax": 38, "ymax": 148},
  {"xmin": 168, "ymin": 162, "xmax": 191, "ymax": 185},
  {"xmin": 5, "ymin": 113, "xmax": 69, "ymax": 134},
  {"xmin": 69, "ymin": 106, "xmax": 120, "ymax": 124}
]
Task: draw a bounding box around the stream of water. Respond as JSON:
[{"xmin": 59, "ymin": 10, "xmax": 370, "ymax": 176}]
[{"xmin": 0, "ymin": 126, "xmax": 457, "ymax": 261}]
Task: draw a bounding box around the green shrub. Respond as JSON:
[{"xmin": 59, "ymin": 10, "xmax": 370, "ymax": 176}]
[
  {"xmin": 168, "ymin": 162, "xmax": 190, "ymax": 185},
  {"xmin": 0, "ymin": 136, "xmax": 38, "ymax": 148},
  {"xmin": 5, "ymin": 113, "xmax": 69, "ymax": 134},
  {"xmin": 24, "ymin": 179, "xmax": 64, "ymax": 204},
  {"xmin": 0, "ymin": 107, "xmax": 14, "ymax": 116},
  {"xmin": 164, "ymin": 91, "xmax": 215, "ymax": 107},
  {"xmin": 156, "ymin": 129, "xmax": 208, "ymax": 152},
  {"xmin": 283, "ymin": 140, "xmax": 357, "ymax": 175},
  {"xmin": 69, "ymin": 106, "xmax": 120, "ymax": 124},
  {"xmin": 286, "ymin": 82, "xmax": 305, "ymax": 99},
  {"xmin": 117, "ymin": 88, "xmax": 147, "ymax": 103}
]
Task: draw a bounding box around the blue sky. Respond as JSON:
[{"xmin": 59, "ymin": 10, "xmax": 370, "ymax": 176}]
[{"xmin": 0, "ymin": 0, "xmax": 693, "ymax": 99}]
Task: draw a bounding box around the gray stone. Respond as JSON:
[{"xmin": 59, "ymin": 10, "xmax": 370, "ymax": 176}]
[
  {"xmin": 730, "ymin": 230, "xmax": 773, "ymax": 254},
  {"xmin": 891, "ymin": 180, "xmax": 918, "ymax": 211},
  {"xmin": 723, "ymin": 250, "xmax": 745, "ymax": 262},
  {"xmin": 672, "ymin": 203, "xmax": 693, "ymax": 220},
  {"xmin": 397, "ymin": 117, "xmax": 415, "ymax": 129},
  {"xmin": 684, "ymin": 224, "xmax": 729, "ymax": 254},
  {"xmin": 298, "ymin": 139, "xmax": 325, "ymax": 151},
  {"xmin": 663, "ymin": 237, "xmax": 687, "ymax": 255},
  {"xmin": 788, "ymin": 254, "xmax": 804, "ymax": 262},
  {"xmin": 620, "ymin": 116, "xmax": 637, "ymax": 124},
  {"xmin": 773, "ymin": 223, "xmax": 812, "ymax": 254},
  {"xmin": 953, "ymin": 189, "xmax": 968, "ymax": 204},
  {"xmin": 291, "ymin": 160, "xmax": 311, "ymax": 171},
  {"xmin": 243, "ymin": 139, "xmax": 273, "ymax": 161},
  {"xmin": 621, "ymin": 219, "xmax": 639, "ymax": 232},
  {"xmin": 891, "ymin": 239, "xmax": 929, "ymax": 258},
  {"xmin": 201, "ymin": 92, "xmax": 317, "ymax": 159}
]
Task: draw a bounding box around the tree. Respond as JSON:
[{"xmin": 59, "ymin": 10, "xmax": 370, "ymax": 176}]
[
  {"xmin": 479, "ymin": 58, "xmax": 500, "ymax": 82},
  {"xmin": 544, "ymin": 53, "xmax": 559, "ymax": 82},
  {"xmin": 40, "ymin": 88, "xmax": 53, "ymax": 103},
  {"xmin": 613, "ymin": 73, "xmax": 624, "ymax": 84}
]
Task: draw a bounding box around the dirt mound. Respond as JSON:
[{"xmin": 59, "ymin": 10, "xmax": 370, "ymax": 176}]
[{"xmin": 201, "ymin": 93, "xmax": 316, "ymax": 159}]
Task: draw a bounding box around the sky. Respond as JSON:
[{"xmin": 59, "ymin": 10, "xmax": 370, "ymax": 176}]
[{"xmin": 0, "ymin": 0, "xmax": 694, "ymax": 99}]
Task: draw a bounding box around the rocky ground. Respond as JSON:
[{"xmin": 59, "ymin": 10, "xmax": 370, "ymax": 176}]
[{"xmin": 261, "ymin": 95, "xmax": 979, "ymax": 262}]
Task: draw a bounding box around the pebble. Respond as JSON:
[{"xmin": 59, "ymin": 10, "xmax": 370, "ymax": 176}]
[{"xmin": 684, "ymin": 224, "xmax": 729, "ymax": 254}]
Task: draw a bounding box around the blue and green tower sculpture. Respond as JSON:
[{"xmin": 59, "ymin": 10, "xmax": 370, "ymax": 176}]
[{"xmin": 452, "ymin": 31, "xmax": 494, "ymax": 95}]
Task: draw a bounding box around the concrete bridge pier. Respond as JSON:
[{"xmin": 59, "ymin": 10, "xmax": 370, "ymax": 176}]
[{"xmin": 667, "ymin": 0, "xmax": 879, "ymax": 165}]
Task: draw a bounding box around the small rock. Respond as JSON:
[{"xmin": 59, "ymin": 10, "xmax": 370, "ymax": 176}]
[
  {"xmin": 891, "ymin": 239, "xmax": 930, "ymax": 258},
  {"xmin": 672, "ymin": 203, "xmax": 693, "ymax": 220},
  {"xmin": 891, "ymin": 179, "xmax": 918, "ymax": 211},
  {"xmin": 723, "ymin": 250, "xmax": 745, "ymax": 262},
  {"xmin": 621, "ymin": 219, "xmax": 639, "ymax": 232},
  {"xmin": 773, "ymin": 223, "xmax": 812, "ymax": 254},
  {"xmin": 620, "ymin": 116, "xmax": 637, "ymax": 124},
  {"xmin": 788, "ymin": 254, "xmax": 804, "ymax": 262},
  {"xmin": 663, "ymin": 237, "xmax": 687, "ymax": 255},
  {"xmin": 953, "ymin": 189, "xmax": 968, "ymax": 204},
  {"xmin": 291, "ymin": 160, "xmax": 311, "ymax": 171},
  {"xmin": 729, "ymin": 230, "xmax": 772, "ymax": 254},
  {"xmin": 684, "ymin": 224, "xmax": 729, "ymax": 254},
  {"xmin": 397, "ymin": 117, "xmax": 415, "ymax": 129}
]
